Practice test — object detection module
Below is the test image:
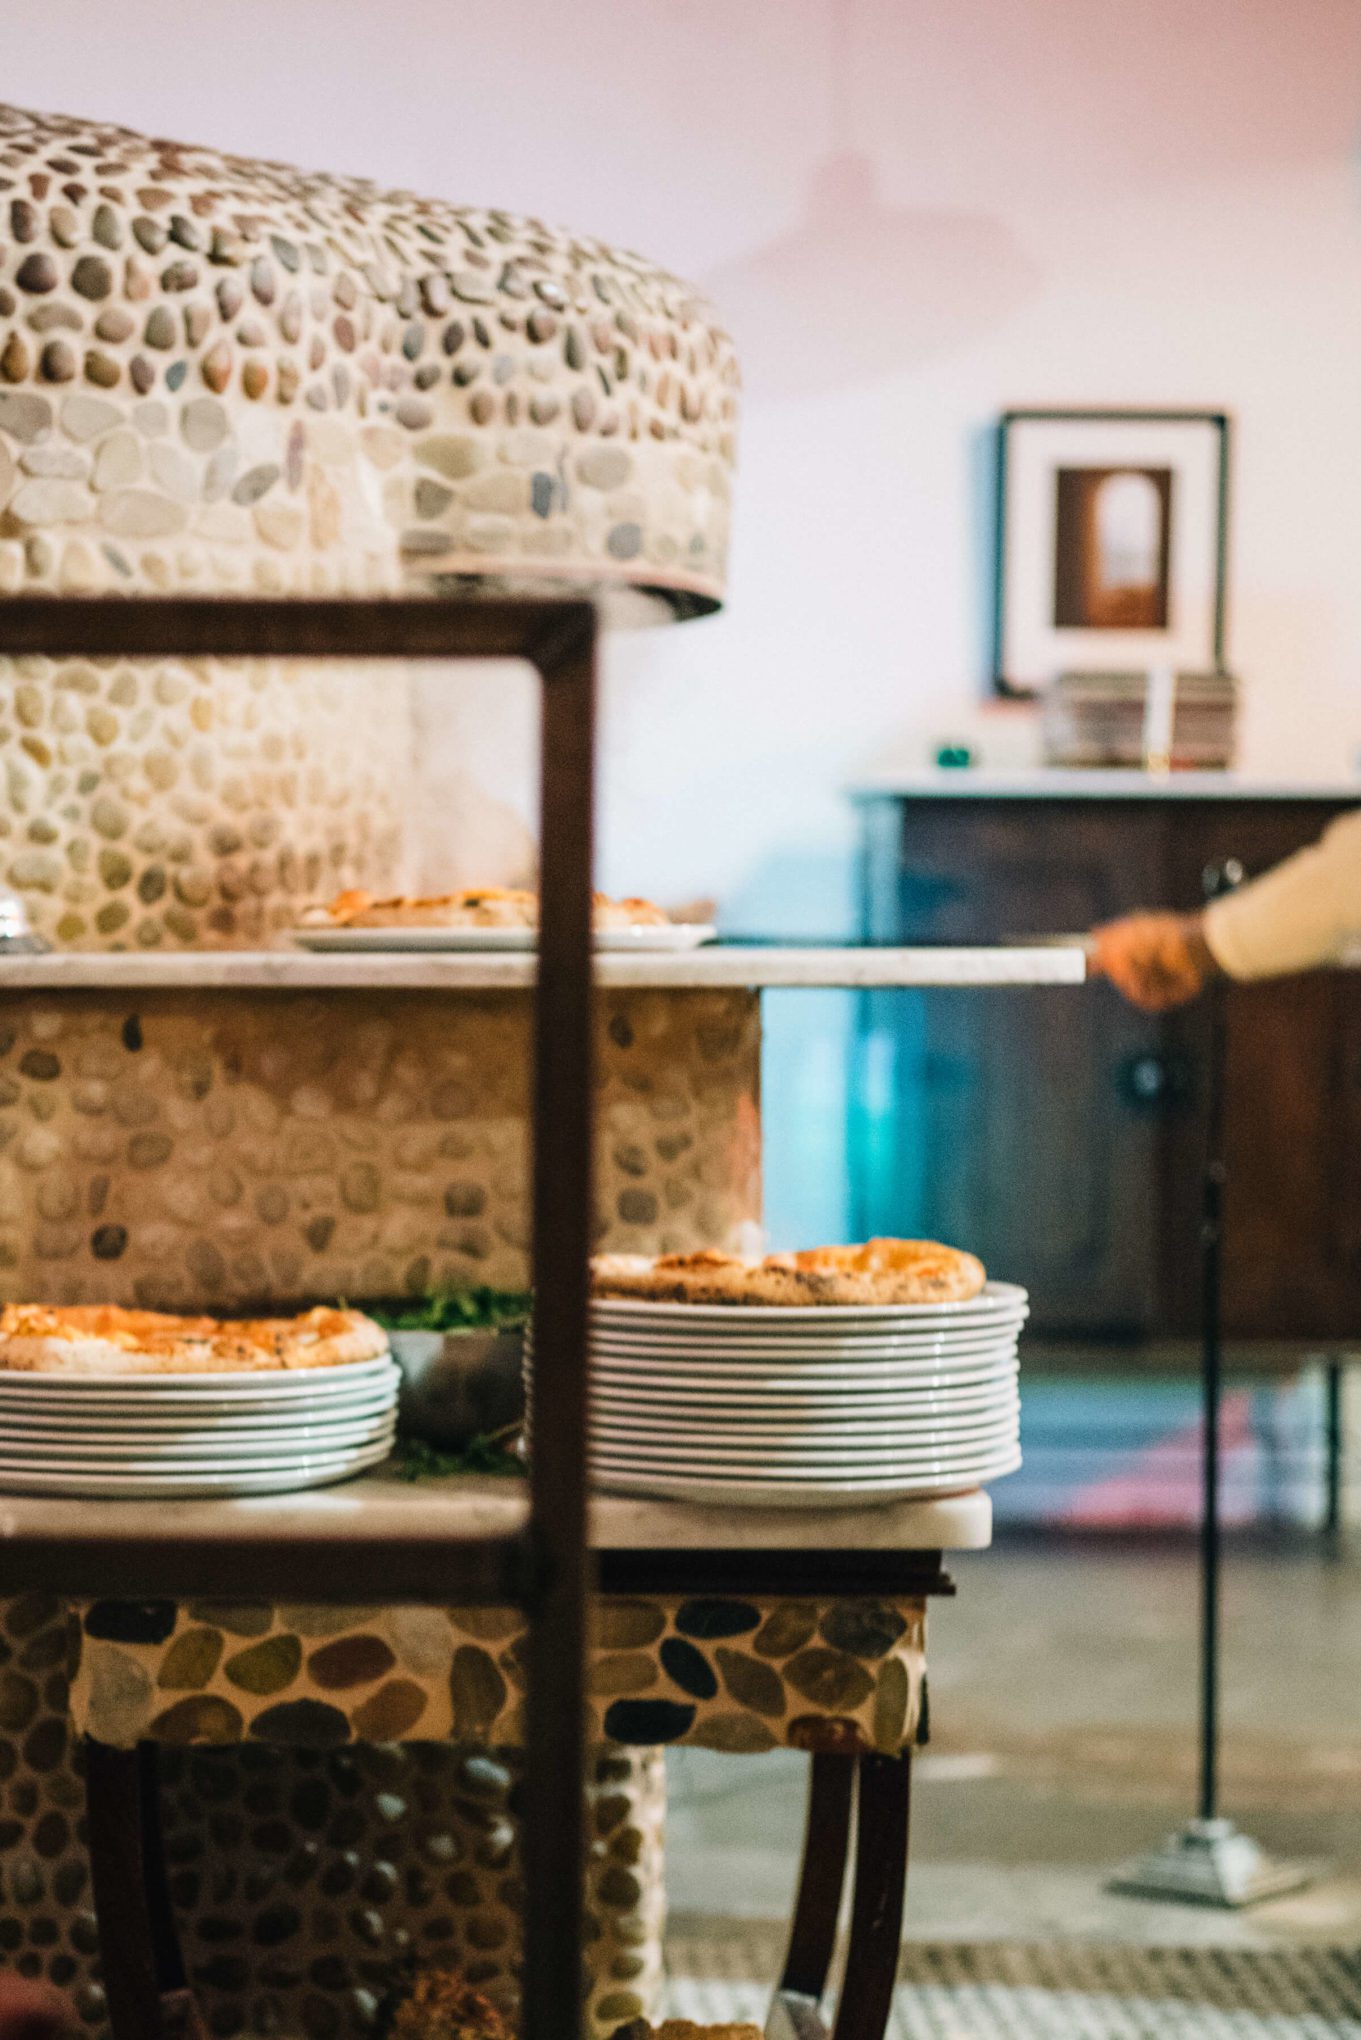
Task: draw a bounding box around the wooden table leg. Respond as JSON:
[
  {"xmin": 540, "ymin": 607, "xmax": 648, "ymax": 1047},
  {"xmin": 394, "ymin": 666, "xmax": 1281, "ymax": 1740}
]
[
  {"xmin": 84, "ymin": 1740, "xmax": 207, "ymax": 2040},
  {"xmin": 769, "ymin": 1753, "xmax": 855, "ymax": 2037},
  {"xmin": 830, "ymin": 1753, "xmax": 912, "ymax": 2040}
]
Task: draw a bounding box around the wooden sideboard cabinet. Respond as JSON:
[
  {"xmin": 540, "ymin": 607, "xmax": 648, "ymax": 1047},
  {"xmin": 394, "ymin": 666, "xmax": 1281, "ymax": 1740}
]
[{"xmin": 852, "ymin": 783, "xmax": 1361, "ymax": 1344}]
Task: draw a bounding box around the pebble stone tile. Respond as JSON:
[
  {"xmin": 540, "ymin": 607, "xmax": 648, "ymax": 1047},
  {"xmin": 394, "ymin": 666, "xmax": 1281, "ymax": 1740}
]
[
  {"xmin": 70, "ymin": 1593, "xmax": 929, "ymax": 1761},
  {"xmin": 0, "ymin": 102, "xmax": 739, "ymax": 949},
  {"xmin": 154, "ymin": 1740, "xmax": 667, "ymax": 2040},
  {"xmin": 0, "ymin": 98, "xmax": 749, "ymax": 2036},
  {"xmin": 0, "ymin": 1580, "xmax": 667, "ymax": 2036},
  {"xmin": 0, "ymin": 985, "xmax": 761, "ymax": 1304},
  {"xmin": 0, "ymin": 1589, "xmax": 926, "ymax": 2039}
]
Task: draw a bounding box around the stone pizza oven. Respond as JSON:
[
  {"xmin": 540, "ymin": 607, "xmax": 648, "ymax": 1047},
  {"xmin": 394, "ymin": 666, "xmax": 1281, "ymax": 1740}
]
[
  {"xmin": 0, "ymin": 103, "xmax": 740, "ymax": 947},
  {"xmin": 0, "ymin": 101, "xmax": 748, "ymax": 2040}
]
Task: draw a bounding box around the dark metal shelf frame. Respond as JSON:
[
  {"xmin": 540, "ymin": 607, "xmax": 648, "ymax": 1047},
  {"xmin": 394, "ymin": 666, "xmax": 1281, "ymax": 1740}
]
[{"xmin": 0, "ymin": 595, "xmax": 599, "ymax": 2040}]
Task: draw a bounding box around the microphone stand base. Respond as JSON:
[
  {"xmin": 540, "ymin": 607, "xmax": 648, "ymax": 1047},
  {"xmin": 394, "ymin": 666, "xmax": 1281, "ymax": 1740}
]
[{"xmin": 1109, "ymin": 1818, "xmax": 1319, "ymax": 1909}]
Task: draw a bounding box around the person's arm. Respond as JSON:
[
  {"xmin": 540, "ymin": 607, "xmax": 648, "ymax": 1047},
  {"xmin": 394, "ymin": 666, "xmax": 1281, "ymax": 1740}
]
[
  {"xmin": 1090, "ymin": 807, "xmax": 1361, "ymax": 1010},
  {"xmin": 1202, "ymin": 807, "xmax": 1361, "ymax": 980}
]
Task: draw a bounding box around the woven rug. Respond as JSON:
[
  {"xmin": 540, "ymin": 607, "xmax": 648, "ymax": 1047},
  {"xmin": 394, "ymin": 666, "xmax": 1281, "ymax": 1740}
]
[{"xmin": 664, "ymin": 1925, "xmax": 1361, "ymax": 2036}]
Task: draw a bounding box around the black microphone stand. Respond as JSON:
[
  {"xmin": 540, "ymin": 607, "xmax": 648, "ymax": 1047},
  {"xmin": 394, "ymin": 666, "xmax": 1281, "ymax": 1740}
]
[{"xmin": 1111, "ymin": 860, "xmax": 1316, "ymax": 1906}]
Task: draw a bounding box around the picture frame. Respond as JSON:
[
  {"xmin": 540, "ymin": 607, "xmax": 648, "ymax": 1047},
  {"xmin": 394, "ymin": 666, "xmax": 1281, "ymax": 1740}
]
[{"xmin": 992, "ymin": 408, "xmax": 1231, "ymax": 697}]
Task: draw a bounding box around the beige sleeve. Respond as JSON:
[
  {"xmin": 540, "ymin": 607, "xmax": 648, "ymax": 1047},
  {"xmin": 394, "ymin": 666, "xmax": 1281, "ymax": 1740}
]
[{"xmin": 1203, "ymin": 807, "xmax": 1361, "ymax": 980}]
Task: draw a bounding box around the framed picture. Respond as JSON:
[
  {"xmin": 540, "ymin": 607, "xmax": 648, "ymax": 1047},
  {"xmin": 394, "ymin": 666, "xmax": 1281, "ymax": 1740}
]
[{"xmin": 992, "ymin": 408, "xmax": 1231, "ymax": 696}]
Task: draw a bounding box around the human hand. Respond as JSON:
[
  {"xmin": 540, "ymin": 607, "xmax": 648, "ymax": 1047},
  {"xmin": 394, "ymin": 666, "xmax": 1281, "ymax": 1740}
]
[
  {"xmin": 1089, "ymin": 912, "xmax": 1217, "ymax": 1011},
  {"xmin": 0, "ymin": 1975, "xmax": 74, "ymax": 2040}
]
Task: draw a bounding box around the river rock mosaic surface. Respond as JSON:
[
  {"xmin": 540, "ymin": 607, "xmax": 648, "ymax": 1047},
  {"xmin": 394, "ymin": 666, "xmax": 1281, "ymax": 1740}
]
[
  {"xmin": 0, "ymin": 1594, "xmax": 99, "ymax": 2024},
  {"xmin": 0, "ymin": 641, "xmax": 410, "ymax": 952},
  {"xmin": 1, "ymin": 1587, "xmax": 925, "ymax": 2037},
  {"xmin": 0, "ymin": 1585, "xmax": 665, "ymax": 2035},
  {"xmin": 154, "ymin": 1740, "xmax": 666, "ymax": 2039},
  {"xmin": 0, "ymin": 986, "xmax": 761, "ymax": 1304},
  {"xmin": 0, "ymin": 103, "xmax": 738, "ymax": 945},
  {"xmin": 71, "ymin": 1595, "xmax": 928, "ymax": 1760}
]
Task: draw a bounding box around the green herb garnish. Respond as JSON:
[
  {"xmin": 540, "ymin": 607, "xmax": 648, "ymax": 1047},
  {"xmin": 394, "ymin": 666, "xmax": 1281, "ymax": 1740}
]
[
  {"xmin": 370, "ymin": 1288, "xmax": 530, "ymax": 1334},
  {"xmin": 390, "ymin": 1433, "xmax": 522, "ymax": 1482}
]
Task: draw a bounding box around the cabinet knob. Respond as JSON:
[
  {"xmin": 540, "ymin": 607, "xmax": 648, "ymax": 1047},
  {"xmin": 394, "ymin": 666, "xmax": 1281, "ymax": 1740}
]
[
  {"xmin": 1118, "ymin": 1051, "xmax": 1192, "ymax": 1112},
  {"xmin": 1125, "ymin": 1054, "xmax": 1169, "ymax": 1105},
  {"xmin": 1203, "ymin": 858, "xmax": 1245, "ymax": 902}
]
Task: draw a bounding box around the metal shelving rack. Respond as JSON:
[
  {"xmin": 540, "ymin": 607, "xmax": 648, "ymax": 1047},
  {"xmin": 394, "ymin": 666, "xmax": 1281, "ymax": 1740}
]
[{"xmin": 0, "ymin": 594, "xmax": 599, "ymax": 2040}]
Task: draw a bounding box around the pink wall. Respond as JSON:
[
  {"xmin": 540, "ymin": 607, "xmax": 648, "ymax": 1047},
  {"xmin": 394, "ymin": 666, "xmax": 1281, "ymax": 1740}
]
[{"xmin": 7, "ymin": 1, "xmax": 1361, "ymax": 915}]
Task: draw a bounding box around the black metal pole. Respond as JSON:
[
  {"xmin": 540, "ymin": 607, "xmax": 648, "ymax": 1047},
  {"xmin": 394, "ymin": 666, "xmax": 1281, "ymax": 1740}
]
[
  {"xmin": 1197, "ymin": 858, "xmax": 1239, "ymax": 1824},
  {"xmin": 522, "ymin": 606, "xmax": 598, "ymax": 2040},
  {"xmin": 1199, "ymin": 971, "xmax": 1227, "ymax": 1822},
  {"xmin": 1111, "ymin": 857, "xmax": 1312, "ymax": 1906}
]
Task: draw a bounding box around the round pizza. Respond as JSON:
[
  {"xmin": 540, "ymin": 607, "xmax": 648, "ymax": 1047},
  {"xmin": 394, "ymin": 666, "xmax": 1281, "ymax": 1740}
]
[
  {"xmin": 0, "ymin": 1304, "xmax": 390, "ymax": 1375},
  {"xmin": 302, "ymin": 887, "xmax": 671, "ymax": 930},
  {"xmin": 591, "ymin": 1239, "xmax": 987, "ymax": 1307}
]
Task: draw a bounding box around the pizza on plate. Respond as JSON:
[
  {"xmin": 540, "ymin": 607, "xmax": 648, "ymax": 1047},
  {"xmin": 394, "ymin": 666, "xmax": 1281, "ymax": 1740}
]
[
  {"xmin": 301, "ymin": 887, "xmax": 671, "ymax": 930},
  {"xmin": 612, "ymin": 2023, "xmax": 763, "ymax": 2040},
  {"xmin": 0, "ymin": 1304, "xmax": 390, "ymax": 1376},
  {"xmin": 591, "ymin": 1239, "xmax": 987, "ymax": 1307}
]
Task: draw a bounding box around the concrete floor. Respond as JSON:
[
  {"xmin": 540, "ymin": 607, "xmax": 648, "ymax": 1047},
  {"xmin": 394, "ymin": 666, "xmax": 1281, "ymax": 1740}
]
[{"xmin": 665, "ymin": 1531, "xmax": 1361, "ymax": 1949}]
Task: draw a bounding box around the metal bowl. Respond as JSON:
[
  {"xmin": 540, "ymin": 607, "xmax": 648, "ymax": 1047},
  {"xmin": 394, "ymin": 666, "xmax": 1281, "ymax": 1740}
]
[{"xmin": 386, "ymin": 1325, "xmax": 525, "ymax": 1447}]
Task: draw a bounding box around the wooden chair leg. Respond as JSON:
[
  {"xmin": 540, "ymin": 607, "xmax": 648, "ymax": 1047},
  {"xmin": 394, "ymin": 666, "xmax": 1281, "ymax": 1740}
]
[
  {"xmin": 84, "ymin": 1740, "xmax": 207, "ymax": 2040},
  {"xmin": 769, "ymin": 1753, "xmax": 855, "ymax": 2038},
  {"xmin": 829, "ymin": 1753, "xmax": 912, "ymax": 2040}
]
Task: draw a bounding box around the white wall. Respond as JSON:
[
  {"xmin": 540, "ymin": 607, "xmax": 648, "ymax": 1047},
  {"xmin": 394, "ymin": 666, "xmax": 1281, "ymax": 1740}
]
[{"xmin": 8, "ymin": 0, "xmax": 1361, "ymax": 932}]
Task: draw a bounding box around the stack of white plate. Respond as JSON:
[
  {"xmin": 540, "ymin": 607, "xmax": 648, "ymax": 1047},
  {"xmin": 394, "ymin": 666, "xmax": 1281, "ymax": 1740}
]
[
  {"xmin": 0, "ymin": 1354, "xmax": 400, "ymax": 1498},
  {"xmin": 527, "ymin": 1282, "xmax": 1027, "ymax": 1509}
]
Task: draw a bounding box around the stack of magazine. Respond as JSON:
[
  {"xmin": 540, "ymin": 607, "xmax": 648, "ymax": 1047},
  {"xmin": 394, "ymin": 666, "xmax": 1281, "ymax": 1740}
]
[{"xmin": 1042, "ymin": 671, "xmax": 1237, "ymax": 769}]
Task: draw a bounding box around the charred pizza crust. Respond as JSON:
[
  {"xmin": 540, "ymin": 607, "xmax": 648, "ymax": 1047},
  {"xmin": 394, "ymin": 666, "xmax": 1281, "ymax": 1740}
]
[
  {"xmin": 612, "ymin": 2023, "xmax": 763, "ymax": 2040},
  {"xmin": 0, "ymin": 1304, "xmax": 390, "ymax": 1376},
  {"xmin": 302, "ymin": 887, "xmax": 671, "ymax": 930},
  {"xmin": 591, "ymin": 1239, "xmax": 987, "ymax": 1307}
]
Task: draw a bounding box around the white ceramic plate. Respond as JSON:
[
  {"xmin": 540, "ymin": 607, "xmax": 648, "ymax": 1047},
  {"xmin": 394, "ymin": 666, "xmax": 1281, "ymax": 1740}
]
[
  {"xmin": 593, "ymin": 1383, "xmax": 1020, "ymax": 1421},
  {"xmin": 0, "ymin": 1386, "xmax": 399, "ymax": 1426},
  {"xmin": 586, "ymin": 1310, "xmax": 1027, "ymax": 1337},
  {"xmin": 0, "ymin": 1359, "xmax": 400, "ymax": 1401},
  {"xmin": 588, "ymin": 1414, "xmax": 1017, "ymax": 1457},
  {"xmin": 591, "ymin": 1450, "xmax": 1022, "ymax": 1509},
  {"xmin": 0, "ymin": 1442, "xmax": 393, "ymax": 1499},
  {"xmin": 582, "ymin": 1334, "xmax": 1025, "ymax": 1365},
  {"xmin": 593, "ymin": 1375, "xmax": 1019, "ymax": 1413},
  {"xmin": 591, "ymin": 1420, "xmax": 1018, "ymax": 1455},
  {"xmin": 0, "ymin": 1427, "xmax": 397, "ymax": 1474},
  {"xmin": 526, "ymin": 1410, "xmax": 1019, "ymax": 1462},
  {"xmin": 586, "ymin": 1320, "xmax": 1029, "ymax": 1345},
  {"xmin": 593, "ymin": 1406, "xmax": 1017, "ymax": 1430},
  {"xmin": 0, "ymin": 1417, "xmax": 399, "ymax": 1457},
  {"xmin": 548, "ymin": 1334, "xmax": 1023, "ymax": 1362},
  {"xmin": 581, "ymin": 1361, "xmax": 1020, "ymax": 1395},
  {"xmin": 293, "ymin": 924, "xmax": 717, "ymax": 953},
  {"xmin": 589, "ymin": 1446, "xmax": 1020, "ymax": 1475},
  {"xmin": 585, "ymin": 1376, "xmax": 1019, "ymax": 1406},
  {"xmin": 587, "ymin": 1281, "xmax": 1028, "ymax": 1324}
]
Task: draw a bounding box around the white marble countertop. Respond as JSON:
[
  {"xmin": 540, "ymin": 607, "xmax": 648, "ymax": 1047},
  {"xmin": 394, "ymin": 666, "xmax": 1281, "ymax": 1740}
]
[
  {"xmin": 850, "ymin": 768, "xmax": 1360, "ymax": 802},
  {"xmin": 0, "ymin": 945, "xmax": 1087, "ymax": 991},
  {"xmin": 0, "ymin": 1475, "xmax": 991, "ymax": 1552}
]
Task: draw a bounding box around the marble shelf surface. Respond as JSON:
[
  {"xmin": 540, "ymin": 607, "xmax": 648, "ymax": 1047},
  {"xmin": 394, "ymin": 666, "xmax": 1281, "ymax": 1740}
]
[
  {"xmin": 0, "ymin": 1473, "xmax": 991, "ymax": 1559},
  {"xmin": 0, "ymin": 944, "xmax": 1086, "ymax": 992},
  {"xmin": 851, "ymin": 767, "xmax": 1361, "ymax": 801}
]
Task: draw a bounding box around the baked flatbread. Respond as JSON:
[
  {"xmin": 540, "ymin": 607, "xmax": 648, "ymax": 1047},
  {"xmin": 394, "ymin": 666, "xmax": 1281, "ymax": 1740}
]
[
  {"xmin": 302, "ymin": 887, "xmax": 671, "ymax": 930},
  {"xmin": 592, "ymin": 1239, "xmax": 987, "ymax": 1307},
  {"xmin": 612, "ymin": 2023, "xmax": 763, "ymax": 2040},
  {"xmin": 0, "ymin": 1304, "xmax": 389, "ymax": 1376},
  {"xmin": 383, "ymin": 1969, "xmax": 509, "ymax": 2039}
]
